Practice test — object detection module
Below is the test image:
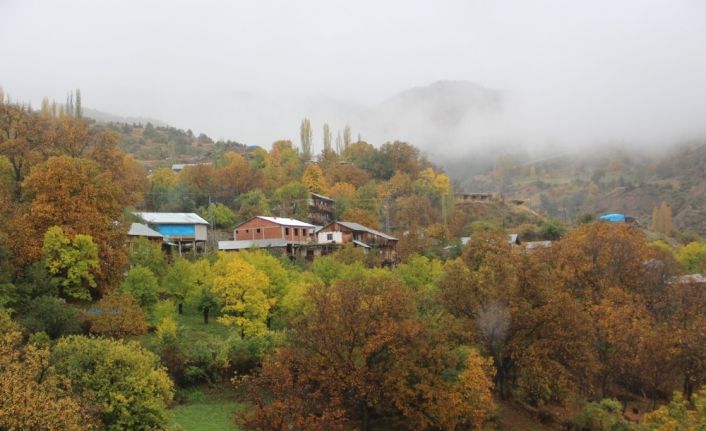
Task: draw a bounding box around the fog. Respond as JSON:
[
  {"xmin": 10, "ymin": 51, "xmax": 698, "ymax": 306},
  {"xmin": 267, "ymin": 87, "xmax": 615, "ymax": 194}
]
[{"xmin": 2, "ymin": 0, "xmax": 706, "ymax": 163}]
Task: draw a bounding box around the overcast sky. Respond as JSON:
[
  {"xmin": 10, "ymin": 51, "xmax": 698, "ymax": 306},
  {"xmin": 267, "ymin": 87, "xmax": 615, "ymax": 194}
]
[{"xmin": 1, "ymin": 0, "xmax": 706, "ymax": 154}]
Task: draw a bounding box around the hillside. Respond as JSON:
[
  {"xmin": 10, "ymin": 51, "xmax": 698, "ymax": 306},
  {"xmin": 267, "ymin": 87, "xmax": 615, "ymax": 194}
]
[
  {"xmin": 456, "ymin": 142, "xmax": 706, "ymax": 237},
  {"xmin": 95, "ymin": 121, "xmax": 250, "ymax": 168}
]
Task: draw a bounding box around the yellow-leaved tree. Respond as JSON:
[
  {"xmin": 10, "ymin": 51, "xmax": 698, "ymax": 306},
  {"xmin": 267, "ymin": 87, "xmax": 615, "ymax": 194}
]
[
  {"xmin": 212, "ymin": 254, "xmax": 272, "ymax": 336},
  {"xmin": 302, "ymin": 163, "xmax": 326, "ymax": 193}
]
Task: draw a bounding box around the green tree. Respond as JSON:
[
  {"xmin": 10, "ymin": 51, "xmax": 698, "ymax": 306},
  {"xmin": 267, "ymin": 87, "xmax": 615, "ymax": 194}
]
[
  {"xmin": 676, "ymin": 242, "xmax": 706, "ymax": 273},
  {"xmin": 198, "ymin": 202, "xmax": 236, "ymax": 229},
  {"xmin": 52, "ymin": 335, "xmax": 174, "ymax": 431},
  {"xmin": 22, "ymin": 296, "xmax": 82, "ymax": 339},
  {"xmin": 42, "ymin": 226, "xmax": 99, "ymax": 300},
  {"xmin": 162, "ymin": 258, "xmax": 195, "ymax": 314},
  {"xmin": 129, "ymin": 237, "xmax": 166, "ymax": 277},
  {"xmin": 120, "ymin": 265, "xmax": 160, "ymax": 307}
]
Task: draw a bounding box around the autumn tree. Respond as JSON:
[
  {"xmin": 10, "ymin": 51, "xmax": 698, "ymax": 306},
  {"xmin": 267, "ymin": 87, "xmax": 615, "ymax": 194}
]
[
  {"xmin": 0, "ymin": 329, "xmax": 95, "ymax": 431},
  {"xmin": 302, "ymin": 163, "xmax": 326, "ymax": 193},
  {"xmin": 212, "ymin": 253, "xmax": 272, "ymax": 336},
  {"xmin": 52, "ymin": 336, "xmax": 174, "ymax": 431},
  {"xmin": 237, "ymin": 272, "xmax": 496, "ymax": 431},
  {"xmin": 86, "ymin": 291, "xmax": 148, "ymax": 338},
  {"xmin": 13, "ymin": 155, "xmax": 129, "ymax": 289},
  {"xmin": 651, "ymin": 201, "xmax": 673, "ymax": 235},
  {"xmin": 42, "ymin": 226, "xmax": 99, "ymax": 300}
]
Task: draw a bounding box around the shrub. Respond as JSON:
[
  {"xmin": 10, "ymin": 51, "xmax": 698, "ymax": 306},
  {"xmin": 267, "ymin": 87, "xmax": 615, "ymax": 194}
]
[{"xmin": 22, "ymin": 296, "xmax": 82, "ymax": 339}]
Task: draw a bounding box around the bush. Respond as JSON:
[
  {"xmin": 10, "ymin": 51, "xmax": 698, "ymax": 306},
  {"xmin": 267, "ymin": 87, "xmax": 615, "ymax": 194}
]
[
  {"xmin": 86, "ymin": 291, "xmax": 148, "ymax": 338},
  {"xmin": 22, "ymin": 296, "xmax": 82, "ymax": 339},
  {"xmin": 219, "ymin": 331, "xmax": 282, "ymax": 375},
  {"xmin": 572, "ymin": 399, "xmax": 632, "ymax": 431}
]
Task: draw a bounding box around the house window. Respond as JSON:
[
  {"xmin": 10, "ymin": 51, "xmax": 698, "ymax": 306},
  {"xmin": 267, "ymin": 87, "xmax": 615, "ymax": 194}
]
[
  {"xmin": 327, "ymin": 233, "xmax": 333, "ymax": 241},
  {"xmin": 285, "ymin": 227, "xmax": 290, "ymax": 235},
  {"xmin": 294, "ymin": 228, "xmax": 299, "ymax": 236},
  {"xmin": 245, "ymin": 229, "xmax": 249, "ymax": 233},
  {"xmin": 235, "ymin": 230, "xmax": 239, "ymax": 235},
  {"xmin": 256, "ymin": 228, "xmax": 261, "ymax": 234}
]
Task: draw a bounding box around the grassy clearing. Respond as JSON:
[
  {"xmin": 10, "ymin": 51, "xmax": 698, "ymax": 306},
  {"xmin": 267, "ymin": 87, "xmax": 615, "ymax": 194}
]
[{"xmin": 169, "ymin": 387, "xmax": 242, "ymax": 431}]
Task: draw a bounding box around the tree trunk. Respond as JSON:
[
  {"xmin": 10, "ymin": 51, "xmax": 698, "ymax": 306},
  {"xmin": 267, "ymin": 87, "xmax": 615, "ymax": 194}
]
[
  {"xmin": 360, "ymin": 400, "xmax": 370, "ymax": 431},
  {"xmin": 203, "ymin": 307, "xmax": 209, "ymax": 324}
]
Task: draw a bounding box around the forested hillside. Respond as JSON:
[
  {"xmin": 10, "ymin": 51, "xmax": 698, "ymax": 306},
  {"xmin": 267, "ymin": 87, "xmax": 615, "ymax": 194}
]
[
  {"xmin": 3, "ymin": 92, "xmax": 706, "ymax": 431},
  {"xmin": 459, "ymin": 143, "xmax": 706, "ymax": 239}
]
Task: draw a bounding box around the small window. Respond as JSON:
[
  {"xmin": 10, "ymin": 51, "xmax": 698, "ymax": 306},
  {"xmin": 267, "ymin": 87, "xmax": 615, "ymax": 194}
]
[
  {"xmin": 285, "ymin": 227, "xmax": 290, "ymax": 235},
  {"xmin": 327, "ymin": 233, "xmax": 333, "ymax": 241},
  {"xmin": 256, "ymin": 228, "xmax": 261, "ymax": 234},
  {"xmin": 235, "ymin": 230, "xmax": 239, "ymax": 235},
  {"xmin": 245, "ymin": 229, "xmax": 249, "ymax": 233},
  {"xmin": 294, "ymin": 228, "xmax": 299, "ymax": 236}
]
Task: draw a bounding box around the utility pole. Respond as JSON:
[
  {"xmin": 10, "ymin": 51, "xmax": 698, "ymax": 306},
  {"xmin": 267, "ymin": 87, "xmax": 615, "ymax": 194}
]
[{"xmin": 208, "ymin": 194, "xmax": 215, "ymax": 252}]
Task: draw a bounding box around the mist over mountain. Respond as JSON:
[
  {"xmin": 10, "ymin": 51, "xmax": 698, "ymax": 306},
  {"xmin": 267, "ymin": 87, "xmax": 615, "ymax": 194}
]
[{"xmin": 82, "ymin": 107, "xmax": 167, "ymax": 127}]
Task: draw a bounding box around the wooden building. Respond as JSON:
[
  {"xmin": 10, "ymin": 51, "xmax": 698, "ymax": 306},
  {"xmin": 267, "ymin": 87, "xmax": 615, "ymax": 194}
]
[
  {"xmin": 127, "ymin": 222, "xmax": 164, "ymax": 243},
  {"xmin": 454, "ymin": 193, "xmax": 494, "ymax": 204},
  {"xmin": 317, "ymin": 221, "xmax": 398, "ymax": 264},
  {"xmin": 308, "ymin": 192, "xmax": 335, "ymax": 226}
]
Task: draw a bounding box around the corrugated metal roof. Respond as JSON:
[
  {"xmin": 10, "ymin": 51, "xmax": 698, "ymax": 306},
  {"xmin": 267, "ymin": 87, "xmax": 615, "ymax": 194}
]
[
  {"xmin": 336, "ymin": 221, "xmax": 398, "ymax": 241},
  {"xmin": 352, "ymin": 239, "xmax": 371, "ymax": 249},
  {"xmin": 136, "ymin": 212, "xmax": 209, "ymax": 225},
  {"xmin": 218, "ymin": 239, "xmax": 289, "ymax": 250},
  {"xmin": 256, "ymin": 216, "xmax": 315, "ymax": 228},
  {"xmin": 128, "ymin": 222, "xmax": 163, "ymax": 238},
  {"xmin": 310, "ymin": 192, "xmax": 334, "ymax": 201}
]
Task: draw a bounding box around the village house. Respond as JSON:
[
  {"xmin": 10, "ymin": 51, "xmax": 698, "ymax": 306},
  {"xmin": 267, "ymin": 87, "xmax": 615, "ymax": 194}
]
[
  {"xmin": 127, "ymin": 222, "xmax": 163, "ymax": 243},
  {"xmin": 234, "ymin": 216, "xmax": 315, "ymax": 243},
  {"xmin": 134, "ymin": 212, "xmax": 209, "ymax": 254},
  {"xmin": 308, "ymin": 192, "xmax": 335, "ymax": 226},
  {"xmin": 220, "ymin": 216, "xmax": 330, "ymax": 260},
  {"xmin": 317, "ymin": 221, "xmax": 398, "ymax": 264},
  {"xmin": 454, "ymin": 193, "xmax": 494, "ymax": 204}
]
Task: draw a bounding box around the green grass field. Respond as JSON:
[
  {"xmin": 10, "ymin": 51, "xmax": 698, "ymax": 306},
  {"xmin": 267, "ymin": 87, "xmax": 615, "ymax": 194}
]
[{"xmin": 169, "ymin": 387, "xmax": 242, "ymax": 431}]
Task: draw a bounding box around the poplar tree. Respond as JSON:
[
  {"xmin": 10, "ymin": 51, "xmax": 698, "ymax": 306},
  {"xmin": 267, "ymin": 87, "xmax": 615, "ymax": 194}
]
[
  {"xmin": 335, "ymin": 131, "xmax": 343, "ymax": 154},
  {"xmin": 343, "ymin": 125, "xmax": 351, "ymax": 150},
  {"xmin": 322, "ymin": 123, "xmax": 332, "ymax": 152},
  {"xmin": 75, "ymin": 88, "xmax": 82, "ymax": 118},
  {"xmin": 299, "ymin": 118, "xmax": 313, "ymax": 161}
]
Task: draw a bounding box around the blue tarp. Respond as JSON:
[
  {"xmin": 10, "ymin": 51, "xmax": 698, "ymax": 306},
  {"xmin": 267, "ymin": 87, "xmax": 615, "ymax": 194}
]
[
  {"xmin": 153, "ymin": 224, "xmax": 195, "ymax": 236},
  {"xmin": 599, "ymin": 213, "xmax": 626, "ymax": 222}
]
